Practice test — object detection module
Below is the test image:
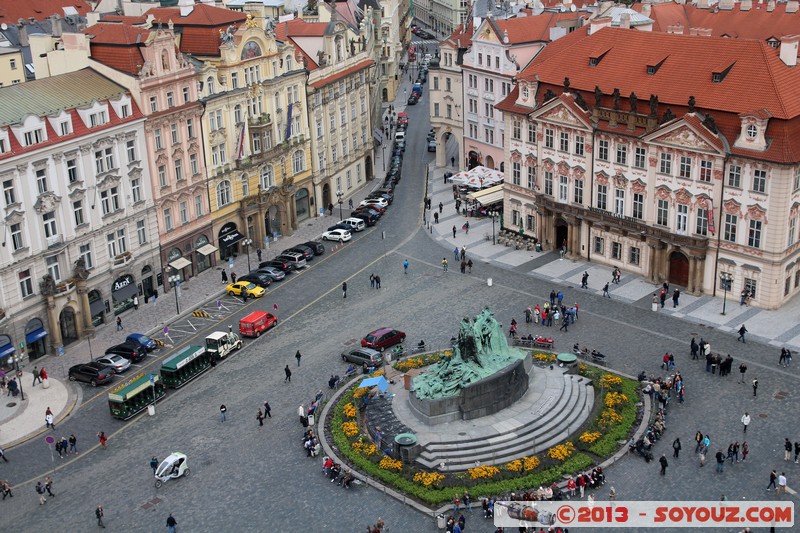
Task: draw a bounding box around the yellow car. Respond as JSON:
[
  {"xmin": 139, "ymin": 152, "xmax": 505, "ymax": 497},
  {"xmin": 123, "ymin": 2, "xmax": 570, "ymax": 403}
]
[{"xmin": 226, "ymin": 282, "xmax": 265, "ymax": 298}]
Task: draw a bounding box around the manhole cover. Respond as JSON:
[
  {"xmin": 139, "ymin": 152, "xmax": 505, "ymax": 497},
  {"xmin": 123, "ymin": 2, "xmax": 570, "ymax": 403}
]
[
  {"xmin": 6, "ymin": 402, "xmax": 16, "ymax": 408},
  {"xmin": 774, "ymin": 394, "xmax": 786, "ymax": 400},
  {"xmin": 759, "ymin": 413, "xmax": 769, "ymax": 419},
  {"xmin": 458, "ymin": 432, "xmax": 467, "ymax": 436}
]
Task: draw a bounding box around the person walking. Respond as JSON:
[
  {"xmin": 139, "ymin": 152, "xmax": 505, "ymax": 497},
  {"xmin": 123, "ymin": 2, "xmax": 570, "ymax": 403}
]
[
  {"xmin": 738, "ymin": 324, "xmax": 748, "ymax": 343},
  {"xmin": 439, "ymin": 202, "xmax": 443, "ymax": 214},
  {"xmin": 742, "ymin": 412, "xmax": 751, "ymax": 432},
  {"xmin": 467, "ymin": 259, "xmax": 472, "ymax": 273},
  {"xmin": 752, "ymin": 377, "xmax": 758, "ymax": 397},
  {"xmin": 150, "ymin": 456, "xmax": 159, "ymax": 475},
  {"xmin": 295, "ymin": 350, "xmax": 302, "ymax": 367},
  {"xmin": 230, "ymin": 272, "xmax": 237, "ymax": 284},
  {"xmin": 767, "ymin": 469, "xmax": 778, "ymax": 491},
  {"xmin": 739, "ymin": 363, "xmax": 748, "ymax": 383},
  {"xmin": 581, "ymin": 271, "xmax": 589, "ymax": 289},
  {"xmin": 342, "ymin": 281, "xmax": 347, "ymax": 299},
  {"xmin": 403, "ymin": 259, "xmax": 409, "ymax": 274},
  {"xmin": 116, "ymin": 317, "xmax": 123, "ymax": 331},
  {"xmin": 97, "ymin": 431, "xmax": 107, "ymax": 449},
  {"xmin": 1, "ymin": 480, "xmax": 12, "ymax": 500},
  {"xmin": 659, "ymin": 454, "xmax": 669, "ymax": 475},
  {"xmin": 795, "ymin": 440, "xmax": 800, "ymax": 464},
  {"xmin": 460, "ymin": 245, "xmax": 466, "ymax": 261},
  {"xmin": 694, "ymin": 431, "xmax": 704, "ymax": 454},
  {"xmin": 256, "ymin": 248, "xmax": 262, "ymax": 262},
  {"xmin": 284, "ymin": 365, "xmax": 292, "ymax": 383},
  {"xmin": 442, "ymin": 258, "xmax": 448, "ymax": 272},
  {"xmin": 433, "ymin": 212, "xmax": 439, "ymax": 224},
  {"xmin": 44, "ymin": 476, "xmax": 55, "ymax": 498},
  {"xmin": 0, "ymin": 447, "xmax": 8, "ymax": 463},
  {"xmin": 464, "ymin": 221, "xmax": 470, "ymax": 234},
  {"xmin": 785, "ymin": 438, "xmax": 793, "ymax": 462},
  {"xmin": 166, "ymin": 514, "xmax": 178, "ymax": 533},
  {"xmin": 452, "ymin": 225, "xmax": 457, "ymax": 239},
  {"xmin": 742, "ymin": 441, "xmax": 749, "ymax": 462},
  {"xmin": 264, "ymin": 401, "xmax": 272, "ymax": 418},
  {"xmin": 69, "ymin": 434, "xmax": 77, "ymax": 454},
  {"xmin": 45, "ymin": 410, "xmax": 54, "ymax": 430},
  {"xmin": 257, "ymin": 409, "xmax": 265, "ymax": 427},
  {"xmin": 453, "ymin": 247, "xmax": 459, "ymax": 261},
  {"xmin": 602, "ymin": 282, "xmax": 611, "ymax": 298},
  {"xmin": 221, "ymin": 270, "xmax": 228, "ymax": 283},
  {"xmin": 778, "ymin": 472, "xmax": 787, "ymax": 496},
  {"xmin": 32, "ymin": 366, "xmax": 42, "ymax": 387},
  {"xmin": 298, "ymin": 405, "xmax": 306, "ymax": 426},
  {"xmin": 95, "ymin": 505, "xmax": 106, "ymax": 528},
  {"xmin": 36, "ymin": 481, "xmax": 47, "ymax": 505},
  {"xmin": 370, "ymin": 273, "xmax": 375, "ymax": 288},
  {"xmin": 219, "ymin": 404, "xmax": 227, "ymax": 423},
  {"xmin": 672, "ymin": 289, "xmax": 680, "ymax": 307},
  {"xmin": 672, "ymin": 438, "xmax": 682, "ymax": 458},
  {"xmin": 375, "ymin": 275, "xmax": 381, "ymax": 289},
  {"xmin": 715, "ymin": 450, "xmax": 725, "ymax": 473},
  {"xmin": 559, "ymin": 317, "xmax": 569, "ymax": 332}
]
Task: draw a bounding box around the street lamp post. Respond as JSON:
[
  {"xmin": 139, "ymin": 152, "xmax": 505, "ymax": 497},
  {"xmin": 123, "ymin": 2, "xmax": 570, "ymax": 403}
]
[
  {"xmin": 720, "ymin": 272, "xmax": 733, "ymax": 315},
  {"xmin": 12, "ymin": 354, "xmax": 25, "ymax": 401},
  {"xmin": 336, "ymin": 189, "xmax": 344, "ymax": 221},
  {"xmin": 242, "ymin": 238, "xmax": 253, "ymax": 272},
  {"xmin": 168, "ymin": 271, "xmax": 181, "ymax": 315},
  {"xmin": 491, "ymin": 210, "xmax": 499, "ymax": 245}
]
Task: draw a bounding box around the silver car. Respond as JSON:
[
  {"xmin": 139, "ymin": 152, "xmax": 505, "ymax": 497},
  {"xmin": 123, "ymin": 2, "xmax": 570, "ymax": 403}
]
[
  {"xmin": 95, "ymin": 354, "xmax": 131, "ymax": 373},
  {"xmin": 255, "ymin": 266, "xmax": 286, "ymax": 281},
  {"xmin": 341, "ymin": 348, "xmax": 383, "ymax": 367}
]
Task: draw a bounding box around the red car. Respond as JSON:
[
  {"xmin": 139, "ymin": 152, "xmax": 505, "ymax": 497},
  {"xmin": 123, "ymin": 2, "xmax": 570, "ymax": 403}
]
[
  {"xmin": 397, "ymin": 112, "xmax": 408, "ymax": 125},
  {"xmin": 361, "ymin": 328, "xmax": 406, "ymax": 351}
]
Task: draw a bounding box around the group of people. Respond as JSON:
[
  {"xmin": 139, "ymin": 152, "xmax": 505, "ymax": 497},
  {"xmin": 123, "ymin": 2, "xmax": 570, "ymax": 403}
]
[
  {"xmin": 322, "ymin": 457, "xmax": 355, "ymax": 488},
  {"xmin": 521, "ymin": 297, "xmax": 579, "ymax": 333},
  {"xmin": 303, "ymin": 428, "xmax": 321, "ymax": 457}
]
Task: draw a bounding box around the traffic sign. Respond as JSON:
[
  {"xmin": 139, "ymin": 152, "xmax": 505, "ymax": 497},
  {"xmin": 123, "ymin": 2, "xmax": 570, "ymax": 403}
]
[
  {"xmin": 149, "ymin": 375, "xmax": 155, "ymax": 385},
  {"xmin": 163, "ymin": 326, "xmax": 169, "ymax": 335},
  {"xmin": 44, "ymin": 436, "xmax": 55, "ymax": 445}
]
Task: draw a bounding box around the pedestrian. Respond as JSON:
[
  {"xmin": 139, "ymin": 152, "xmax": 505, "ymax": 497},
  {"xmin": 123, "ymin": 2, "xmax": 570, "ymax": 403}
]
[
  {"xmin": 550, "ymin": 289, "xmax": 556, "ymax": 306},
  {"xmin": 451, "ymin": 156, "xmax": 455, "ymax": 167},
  {"xmin": 45, "ymin": 476, "xmax": 54, "ymax": 497},
  {"xmin": 659, "ymin": 454, "xmax": 668, "ymax": 475},
  {"xmin": 742, "ymin": 441, "xmax": 749, "ymax": 462},
  {"xmin": 559, "ymin": 317, "xmax": 569, "ymax": 332},
  {"xmin": 257, "ymin": 409, "xmax": 264, "ymax": 427},
  {"xmin": 219, "ymin": 404, "xmax": 227, "ymax": 422},
  {"xmin": 660, "ymin": 289, "xmax": 667, "ymax": 308},
  {"xmin": 167, "ymin": 514, "xmax": 178, "ymax": 533},
  {"xmin": 778, "ymin": 472, "xmax": 787, "ymax": 496},
  {"xmin": 672, "ymin": 289, "xmax": 680, "ymax": 307},
  {"xmin": 403, "ymin": 259, "xmax": 409, "ymax": 274},
  {"xmin": 328, "ymin": 203, "xmax": 333, "ymax": 215},
  {"xmin": 45, "ymin": 411, "xmax": 54, "ymax": 430},
  {"xmin": 738, "ymin": 324, "xmax": 748, "ymax": 343},
  {"xmin": 715, "ymin": 449, "xmax": 725, "ymax": 473},
  {"xmin": 342, "ymin": 281, "xmax": 347, "ymax": 299},
  {"xmin": 460, "ymin": 245, "xmax": 466, "ymax": 261},
  {"xmin": 264, "ymin": 400, "xmax": 272, "ymax": 418},
  {"xmin": 231, "ymin": 272, "xmax": 237, "ymax": 284},
  {"xmin": 2, "ymin": 480, "xmax": 12, "ymax": 499},
  {"xmin": 256, "ymin": 248, "xmax": 262, "ymax": 262},
  {"xmin": 241, "ymin": 289, "xmax": 248, "ymax": 303},
  {"xmin": 133, "ymin": 295, "xmax": 139, "ymax": 310},
  {"xmin": 97, "ymin": 431, "xmax": 107, "ymax": 448},
  {"xmin": 0, "ymin": 447, "xmax": 7, "ymax": 462},
  {"xmin": 151, "ymin": 289, "xmax": 158, "ymax": 305},
  {"xmin": 742, "ymin": 412, "xmax": 751, "ymax": 432},
  {"xmin": 581, "ymin": 271, "xmax": 589, "ymax": 289},
  {"xmin": 439, "ymin": 202, "xmax": 443, "ymax": 214},
  {"xmin": 673, "ymin": 437, "xmax": 682, "ymax": 458},
  {"xmin": 298, "ymin": 405, "xmax": 306, "ymax": 426},
  {"xmin": 296, "ymin": 350, "xmax": 302, "ymax": 366},
  {"xmin": 602, "ymin": 282, "xmax": 611, "ymax": 298},
  {"xmin": 464, "ymin": 221, "xmax": 470, "ymax": 234},
  {"xmin": 467, "ymin": 259, "xmax": 472, "ymax": 273},
  {"xmin": 32, "ymin": 366, "xmax": 41, "ymax": 387},
  {"xmin": 785, "ymin": 438, "xmax": 793, "ymax": 461},
  {"xmin": 36, "ymin": 481, "xmax": 47, "ymax": 505},
  {"xmin": 370, "ymin": 273, "xmax": 375, "ymax": 288},
  {"xmin": 795, "ymin": 441, "xmax": 800, "ymax": 464},
  {"xmin": 221, "ymin": 270, "xmax": 228, "ymax": 283},
  {"xmin": 557, "ymin": 290, "xmax": 564, "ymax": 306},
  {"xmin": 375, "ymin": 275, "xmax": 381, "ymax": 289},
  {"xmin": 752, "ymin": 377, "xmax": 758, "ymax": 397},
  {"xmin": 452, "ymin": 225, "xmax": 457, "ymax": 239},
  {"xmin": 739, "ymin": 363, "xmax": 747, "ymax": 383},
  {"xmin": 694, "ymin": 430, "xmax": 704, "ymax": 453},
  {"xmin": 150, "ymin": 456, "xmax": 159, "ymax": 475},
  {"xmin": 767, "ymin": 469, "xmax": 778, "ymax": 491},
  {"xmin": 525, "ymin": 306, "xmax": 532, "ymax": 324},
  {"xmin": 453, "ymin": 247, "xmax": 459, "ymax": 261},
  {"xmin": 116, "ymin": 317, "xmax": 123, "ymax": 331},
  {"xmin": 96, "ymin": 505, "xmax": 106, "ymax": 528},
  {"xmin": 434, "ymin": 212, "xmax": 439, "ymax": 224},
  {"xmin": 284, "ymin": 365, "xmax": 292, "ymax": 382},
  {"xmin": 690, "ymin": 337, "xmax": 699, "ymax": 359},
  {"xmin": 442, "ymin": 258, "xmax": 448, "ymax": 272},
  {"xmin": 69, "ymin": 434, "xmax": 77, "ymax": 454},
  {"xmin": 460, "ymin": 260, "xmax": 466, "ymax": 274}
]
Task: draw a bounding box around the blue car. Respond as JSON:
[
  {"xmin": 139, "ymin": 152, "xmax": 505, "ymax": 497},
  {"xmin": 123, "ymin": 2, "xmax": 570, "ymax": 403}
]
[{"xmin": 126, "ymin": 333, "xmax": 157, "ymax": 353}]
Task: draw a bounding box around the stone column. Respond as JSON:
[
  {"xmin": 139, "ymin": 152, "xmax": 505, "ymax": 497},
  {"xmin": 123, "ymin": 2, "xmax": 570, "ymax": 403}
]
[
  {"xmin": 687, "ymin": 256, "xmax": 697, "ymax": 293},
  {"xmin": 647, "ymin": 241, "xmax": 658, "ymax": 282},
  {"xmin": 694, "ymin": 256, "xmax": 705, "ymax": 294},
  {"xmin": 75, "ymin": 281, "xmax": 94, "ymax": 332},
  {"xmin": 571, "ymin": 221, "xmax": 581, "ymax": 258},
  {"xmin": 45, "ymin": 297, "xmax": 63, "ymax": 352}
]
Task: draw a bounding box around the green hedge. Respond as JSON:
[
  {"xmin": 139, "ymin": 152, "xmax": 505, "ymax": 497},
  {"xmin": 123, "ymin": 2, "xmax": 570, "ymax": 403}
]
[{"xmin": 586, "ymin": 377, "xmax": 639, "ymax": 457}]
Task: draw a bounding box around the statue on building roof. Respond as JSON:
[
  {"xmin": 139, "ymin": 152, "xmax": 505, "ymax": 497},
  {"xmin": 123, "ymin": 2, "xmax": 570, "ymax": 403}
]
[
  {"xmin": 648, "ymin": 94, "xmax": 659, "ymax": 116},
  {"xmin": 661, "ymin": 107, "xmax": 675, "ymax": 124},
  {"xmin": 629, "ymin": 92, "xmax": 638, "ymax": 113},
  {"xmin": 594, "ymin": 85, "xmax": 603, "ymax": 108},
  {"xmin": 688, "ymin": 95, "xmax": 696, "ymax": 113},
  {"xmin": 543, "ymin": 88, "xmax": 557, "ymax": 102},
  {"xmin": 563, "ymin": 77, "xmax": 570, "ymax": 93},
  {"xmin": 574, "ymin": 92, "xmax": 587, "ymax": 111},
  {"xmin": 612, "ymin": 88, "xmax": 621, "ymax": 110},
  {"xmin": 702, "ymin": 114, "xmax": 718, "ymax": 134}
]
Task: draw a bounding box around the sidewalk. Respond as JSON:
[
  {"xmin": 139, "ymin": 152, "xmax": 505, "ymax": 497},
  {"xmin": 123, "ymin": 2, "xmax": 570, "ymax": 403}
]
[
  {"xmin": 0, "ymin": 76, "xmax": 414, "ymax": 449},
  {"xmin": 424, "ymin": 163, "xmax": 800, "ymax": 352}
]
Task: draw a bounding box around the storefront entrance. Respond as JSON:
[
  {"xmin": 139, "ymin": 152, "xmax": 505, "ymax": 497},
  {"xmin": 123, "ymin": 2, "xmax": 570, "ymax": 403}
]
[
  {"xmin": 25, "ymin": 318, "xmax": 48, "ymax": 360},
  {"xmin": 111, "ymin": 274, "xmax": 138, "ymax": 315},
  {"xmin": 89, "ymin": 289, "xmax": 105, "ymax": 326},
  {"xmin": 59, "ymin": 306, "xmax": 79, "ymax": 345},
  {"xmin": 218, "ymin": 222, "xmax": 244, "ymax": 260},
  {"xmin": 295, "ymin": 189, "xmax": 310, "ymax": 222},
  {"xmin": 669, "ymin": 251, "xmax": 689, "ymax": 287},
  {"xmin": 265, "ymin": 206, "xmax": 281, "ymax": 238}
]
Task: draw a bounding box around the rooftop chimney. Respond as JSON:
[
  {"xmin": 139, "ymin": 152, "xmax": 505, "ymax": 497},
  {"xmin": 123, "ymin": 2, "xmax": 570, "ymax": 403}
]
[
  {"xmin": 719, "ymin": 0, "xmax": 734, "ymax": 9},
  {"xmin": 179, "ymin": 0, "xmax": 195, "ymax": 17},
  {"xmin": 50, "ymin": 14, "xmax": 62, "ymax": 37},
  {"xmin": 697, "ymin": 0, "xmax": 709, "ymax": 8},
  {"xmin": 787, "ymin": 1, "xmax": 799, "ymax": 14},
  {"xmin": 780, "ymin": 35, "xmax": 799, "ymax": 67},
  {"xmin": 741, "ymin": 0, "xmax": 752, "ymax": 10},
  {"xmin": 641, "ymin": 4, "xmax": 652, "ymax": 16},
  {"xmin": 767, "ymin": 0, "xmax": 775, "ymax": 12},
  {"xmin": 589, "ymin": 16, "xmax": 613, "ymax": 35},
  {"xmin": 619, "ymin": 13, "xmax": 631, "ymax": 30},
  {"xmin": 503, "ymin": 29, "xmax": 509, "ymax": 44}
]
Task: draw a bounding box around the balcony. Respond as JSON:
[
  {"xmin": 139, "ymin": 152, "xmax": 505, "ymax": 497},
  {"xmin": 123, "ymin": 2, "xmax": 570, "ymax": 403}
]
[
  {"xmin": 112, "ymin": 251, "xmax": 133, "ymax": 269},
  {"xmin": 46, "ymin": 234, "xmax": 64, "ymax": 249},
  {"xmin": 55, "ymin": 279, "xmax": 76, "ymax": 295},
  {"xmin": 248, "ymin": 113, "xmax": 272, "ymax": 127}
]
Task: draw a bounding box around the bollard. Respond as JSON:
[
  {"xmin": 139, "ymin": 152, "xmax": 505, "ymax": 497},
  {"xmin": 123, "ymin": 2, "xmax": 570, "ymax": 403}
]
[{"xmin": 487, "ymin": 278, "xmax": 493, "ymax": 287}]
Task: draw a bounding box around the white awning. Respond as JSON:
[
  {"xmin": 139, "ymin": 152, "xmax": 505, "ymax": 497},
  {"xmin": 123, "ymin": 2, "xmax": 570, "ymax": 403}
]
[
  {"xmin": 466, "ymin": 184, "xmax": 504, "ymax": 206},
  {"xmin": 168, "ymin": 257, "xmax": 192, "ymax": 271},
  {"xmin": 197, "ymin": 244, "xmax": 219, "ymax": 256}
]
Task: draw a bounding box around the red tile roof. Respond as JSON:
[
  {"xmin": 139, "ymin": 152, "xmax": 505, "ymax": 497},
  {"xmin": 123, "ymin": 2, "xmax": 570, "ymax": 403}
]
[
  {"xmin": 643, "ymin": 3, "xmax": 800, "ymax": 40},
  {"xmin": 0, "ymin": 0, "xmax": 91, "ymax": 23},
  {"xmin": 84, "ymin": 22, "xmax": 151, "ymax": 45},
  {"xmin": 83, "ymin": 23, "xmax": 152, "ymax": 75},
  {"xmin": 495, "ymin": 85, "xmax": 532, "ymax": 115},
  {"xmin": 276, "ymin": 18, "xmax": 328, "ymax": 38},
  {"xmin": 179, "ymin": 26, "xmax": 224, "ymax": 56},
  {"xmin": 146, "ymin": 4, "xmax": 247, "ymax": 27},
  {"xmin": 309, "ymin": 58, "xmax": 374, "ymax": 88},
  {"xmin": 443, "ymin": 20, "xmax": 474, "ymax": 49},
  {"xmin": 90, "ymin": 44, "xmax": 145, "ymax": 75},
  {"xmin": 488, "ymin": 12, "xmax": 585, "ymax": 44}
]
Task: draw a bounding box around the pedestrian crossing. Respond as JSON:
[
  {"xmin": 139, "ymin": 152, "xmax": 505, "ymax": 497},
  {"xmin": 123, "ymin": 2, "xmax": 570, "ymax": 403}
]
[{"xmin": 412, "ymin": 39, "xmax": 439, "ymax": 46}]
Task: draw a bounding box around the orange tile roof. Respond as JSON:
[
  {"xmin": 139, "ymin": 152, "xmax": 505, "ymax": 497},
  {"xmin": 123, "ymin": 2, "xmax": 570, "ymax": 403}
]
[
  {"xmin": 82, "ymin": 22, "xmax": 151, "ymax": 75},
  {"xmin": 0, "ymin": 0, "xmax": 91, "ymax": 23},
  {"xmin": 489, "ymin": 12, "xmax": 585, "ymax": 44},
  {"xmin": 99, "ymin": 14, "xmax": 148, "ymax": 24},
  {"xmin": 272, "ymin": 20, "xmax": 319, "ymax": 71},
  {"xmin": 84, "ymin": 22, "xmax": 151, "ymax": 45},
  {"xmin": 443, "ymin": 20, "xmax": 474, "ymax": 49},
  {"xmin": 146, "ymin": 4, "xmax": 246, "ymax": 27},
  {"xmin": 276, "ymin": 18, "xmax": 328, "ymax": 38},
  {"xmin": 644, "ymin": 3, "xmax": 800, "ymax": 40},
  {"xmin": 179, "ymin": 26, "xmax": 223, "ymax": 56},
  {"xmin": 495, "ymin": 85, "xmax": 531, "ymax": 115},
  {"xmin": 90, "ymin": 44, "xmax": 145, "ymax": 75},
  {"xmin": 309, "ymin": 58, "xmax": 374, "ymax": 88}
]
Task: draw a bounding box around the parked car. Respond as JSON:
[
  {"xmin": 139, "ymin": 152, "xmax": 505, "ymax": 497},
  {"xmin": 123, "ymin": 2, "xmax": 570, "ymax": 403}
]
[
  {"xmin": 259, "ymin": 259, "xmax": 293, "ymax": 273},
  {"xmin": 105, "ymin": 342, "xmax": 145, "ymax": 363},
  {"xmin": 302, "ymin": 241, "xmax": 326, "ymax": 255},
  {"xmin": 356, "ymin": 206, "xmax": 383, "ymax": 218},
  {"xmin": 360, "ymin": 197, "xmax": 389, "ymax": 209},
  {"xmin": 322, "ymin": 229, "xmax": 352, "ymax": 242},
  {"xmin": 427, "ymin": 140, "xmax": 437, "ymax": 152},
  {"xmin": 361, "ymin": 328, "xmax": 406, "ymax": 351},
  {"xmin": 341, "ymin": 347, "xmax": 383, "ymax": 367},
  {"xmin": 397, "ymin": 112, "xmax": 408, "ymax": 125},
  {"xmin": 85, "ymin": 361, "xmax": 116, "ymax": 375},
  {"xmin": 274, "ymin": 252, "xmax": 307, "ymax": 270},
  {"xmin": 68, "ymin": 363, "xmax": 114, "ymax": 387},
  {"xmin": 284, "ymin": 245, "xmax": 314, "ymax": 261},
  {"xmin": 95, "ymin": 354, "xmax": 131, "ymax": 374},
  {"xmin": 367, "ymin": 192, "xmax": 393, "ymax": 205},
  {"xmin": 238, "ymin": 272, "xmax": 273, "ymax": 288},
  {"xmin": 407, "ymin": 95, "xmax": 418, "ymax": 105},
  {"xmin": 342, "ymin": 217, "xmax": 366, "ymax": 232},
  {"xmin": 351, "ymin": 211, "xmax": 377, "ymax": 226},
  {"xmin": 226, "ymin": 281, "xmax": 266, "ymax": 298},
  {"xmin": 125, "ymin": 333, "xmax": 157, "ymax": 353},
  {"xmin": 255, "ymin": 266, "xmax": 286, "ymax": 281},
  {"xmin": 327, "ymin": 222, "xmax": 352, "ymax": 232}
]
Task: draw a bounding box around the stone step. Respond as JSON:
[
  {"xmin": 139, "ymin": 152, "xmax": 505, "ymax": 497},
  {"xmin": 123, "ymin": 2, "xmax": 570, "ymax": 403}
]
[{"xmin": 416, "ymin": 380, "xmax": 594, "ymax": 470}]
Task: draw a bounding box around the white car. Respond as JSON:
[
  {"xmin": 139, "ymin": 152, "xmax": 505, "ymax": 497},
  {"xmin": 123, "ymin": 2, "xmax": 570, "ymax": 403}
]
[
  {"xmin": 360, "ymin": 197, "xmax": 389, "ymax": 209},
  {"xmin": 322, "ymin": 229, "xmax": 352, "ymax": 242},
  {"xmin": 96, "ymin": 354, "xmax": 131, "ymax": 373}
]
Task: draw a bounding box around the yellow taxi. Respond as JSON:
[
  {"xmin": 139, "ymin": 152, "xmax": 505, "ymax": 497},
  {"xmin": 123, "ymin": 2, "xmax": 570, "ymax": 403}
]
[{"xmin": 226, "ymin": 281, "xmax": 266, "ymax": 298}]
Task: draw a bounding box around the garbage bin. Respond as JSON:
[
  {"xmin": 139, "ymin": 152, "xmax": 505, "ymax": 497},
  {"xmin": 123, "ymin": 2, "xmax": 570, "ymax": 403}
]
[
  {"xmin": 148, "ymin": 404, "xmax": 156, "ymax": 416},
  {"xmin": 42, "ymin": 378, "xmax": 50, "ymax": 389},
  {"xmin": 651, "ymin": 302, "xmax": 658, "ymax": 312},
  {"xmin": 308, "ymin": 414, "xmax": 315, "ymax": 427},
  {"xmin": 436, "ymin": 514, "xmax": 447, "ymax": 529},
  {"xmin": 487, "ymin": 278, "xmax": 493, "ymax": 287},
  {"xmin": 535, "ymin": 243, "xmax": 543, "ymax": 252}
]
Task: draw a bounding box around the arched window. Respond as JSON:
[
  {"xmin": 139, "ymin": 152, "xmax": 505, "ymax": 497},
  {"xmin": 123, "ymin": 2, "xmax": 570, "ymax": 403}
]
[
  {"xmin": 161, "ymin": 50, "xmax": 169, "ymax": 71},
  {"xmin": 261, "ymin": 165, "xmax": 274, "ymax": 189},
  {"xmin": 274, "ymin": 92, "xmax": 281, "ymax": 111},
  {"xmin": 234, "ymin": 104, "xmax": 243, "ymax": 124},
  {"xmin": 292, "ymin": 150, "xmax": 304, "ymax": 174},
  {"xmin": 335, "ymin": 36, "xmax": 343, "ymax": 62},
  {"xmin": 206, "ymin": 76, "xmax": 215, "ymax": 95},
  {"xmin": 241, "ymin": 173, "xmax": 249, "ymax": 197},
  {"xmin": 216, "ymin": 180, "xmax": 231, "ymax": 207}
]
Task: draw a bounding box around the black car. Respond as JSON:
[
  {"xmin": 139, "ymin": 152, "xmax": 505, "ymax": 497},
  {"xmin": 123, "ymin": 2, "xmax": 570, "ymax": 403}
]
[
  {"xmin": 105, "ymin": 342, "xmax": 145, "ymax": 363},
  {"xmin": 390, "ymin": 155, "xmax": 403, "ymax": 166},
  {"xmin": 386, "ymin": 168, "xmax": 401, "ymax": 182},
  {"xmin": 284, "ymin": 245, "xmax": 314, "ymax": 261},
  {"xmin": 259, "ymin": 259, "xmax": 293, "ymax": 273},
  {"xmin": 417, "ymin": 30, "xmax": 434, "ymax": 39},
  {"xmin": 239, "ymin": 272, "xmax": 273, "ymax": 288},
  {"xmin": 351, "ymin": 211, "xmax": 378, "ymax": 226},
  {"xmin": 407, "ymin": 95, "xmax": 418, "ymax": 105},
  {"xmin": 69, "ymin": 363, "xmax": 114, "ymax": 387},
  {"xmin": 327, "ymin": 222, "xmax": 351, "ymax": 232},
  {"xmin": 353, "ymin": 207, "xmax": 382, "ymax": 219},
  {"xmin": 302, "ymin": 241, "xmax": 325, "ymax": 255}
]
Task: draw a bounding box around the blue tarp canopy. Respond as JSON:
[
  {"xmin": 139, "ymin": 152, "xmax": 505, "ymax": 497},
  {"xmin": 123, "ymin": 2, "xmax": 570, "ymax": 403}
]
[
  {"xmin": 25, "ymin": 328, "xmax": 48, "ymax": 344},
  {"xmin": 358, "ymin": 376, "xmax": 389, "ymax": 393},
  {"xmin": 0, "ymin": 343, "xmax": 15, "ymax": 361}
]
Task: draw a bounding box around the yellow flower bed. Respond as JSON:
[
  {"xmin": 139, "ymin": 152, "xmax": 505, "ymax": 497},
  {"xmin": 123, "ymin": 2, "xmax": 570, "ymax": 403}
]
[
  {"xmin": 533, "ymin": 353, "xmax": 556, "ymax": 363},
  {"xmin": 604, "ymin": 392, "xmax": 628, "ymax": 409},
  {"xmin": 523, "ymin": 455, "xmax": 540, "ymax": 471},
  {"xmin": 599, "ymin": 408, "xmax": 623, "ymax": 428},
  {"xmin": 579, "ymin": 431, "xmax": 602, "ymax": 444},
  {"xmin": 467, "ymin": 465, "xmax": 500, "ymax": 479},
  {"xmin": 353, "ymin": 387, "xmax": 369, "ymax": 399},
  {"xmin": 343, "ymin": 403, "xmax": 357, "ymax": 418},
  {"xmin": 395, "ymin": 357, "xmax": 424, "ymax": 372},
  {"xmin": 599, "ymin": 374, "xmax": 622, "ymax": 389},
  {"xmin": 341, "ymin": 421, "xmax": 359, "ymax": 437},
  {"xmin": 413, "ymin": 471, "xmax": 445, "ymax": 487},
  {"xmin": 371, "ymin": 369, "xmax": 385, "ymax": 377},
  {"xmin": 547, "ymin": 442, "xmax": 576, "ymax": 462},
  {"xmin": 379, "ymin": 456, "xmax": 403, "ymax": 471},
  {"xmin": 363, "ymin": 443, "xmax": 377, "ymax": 456},
  {"xmin": 506, "ymin": 459, "xmax": 523, "ymax": 472}
]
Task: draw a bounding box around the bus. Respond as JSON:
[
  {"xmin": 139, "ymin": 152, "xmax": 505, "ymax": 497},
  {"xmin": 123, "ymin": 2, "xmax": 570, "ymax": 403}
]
[
  {"xmin": 108, "ymin": 373, "xmax": 166, "ymax": 420},
  {"xmin": 160, "ymin": 345, "xmax": 210, "ymax": 389}
]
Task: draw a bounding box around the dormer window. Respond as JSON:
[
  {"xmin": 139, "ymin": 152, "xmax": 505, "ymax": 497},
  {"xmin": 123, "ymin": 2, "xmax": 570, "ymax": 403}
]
[
  {"xmin": 0, "ymin": 138, "xmax": 5, "ymax": 153},
  {"xmin": 522, "ymin": 86, "xmax": 529, "ymax": 99},
  {"xmin": 24, "ymin": 128, "xmax": 44, "ymax": 146},
  {"xmin": 646, "ymin": 58, "xmax": 666, "ymax": 75},
  {"xmin": 746, "ymin": 125, "xmax": 757, "ymax": 139},
  {"xmin": 120, "ymin": 104, "xmax": 129, "ymax": 118},
  {"xmin": 59, "ymin": 121, "xmax": 71, "ymax": 135},
  {"xmin": 589, "ymin": 49, "xmax": 610, "ymax": 67},
  {"xmin": 711, "ymin": 63, "xmax": 734, "ymax": 83},
  {"xmin": 89, "ymin": 111, "xmax": 107, "ymax": 127}
]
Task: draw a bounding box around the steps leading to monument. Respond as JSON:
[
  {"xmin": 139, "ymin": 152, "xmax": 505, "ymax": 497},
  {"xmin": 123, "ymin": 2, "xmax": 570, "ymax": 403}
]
[{"xmin": 415, "ymin": 374, "xmax": 594, "ymax": 471}]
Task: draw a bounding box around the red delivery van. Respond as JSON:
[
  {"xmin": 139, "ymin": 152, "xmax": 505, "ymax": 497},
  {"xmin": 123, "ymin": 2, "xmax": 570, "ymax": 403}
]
[{"xmin": 239, "ymin": 311, "xmax": 278, "ymax": 338}]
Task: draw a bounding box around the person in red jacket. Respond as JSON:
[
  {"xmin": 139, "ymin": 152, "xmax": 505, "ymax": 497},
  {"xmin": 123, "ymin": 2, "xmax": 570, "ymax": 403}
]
[
  {"xmin": 577, "ymin": 473, "xmax": 586, "ymax": 498},
  {"xmin": 566, "ymin": 477, "xmax": 576, "ymax": 498}
]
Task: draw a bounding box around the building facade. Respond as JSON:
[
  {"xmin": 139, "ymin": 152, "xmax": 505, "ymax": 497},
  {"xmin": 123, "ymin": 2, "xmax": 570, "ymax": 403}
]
[
  {"xmin": 0, "ymin": 47, "xmax": 25, "ymax": 87},
  {"xmin": 499, "ymin": 27, "xmax": 800, "ymax": 309},
  {"xmin": 0, "ymin": 69, "xmax": 159, "ymax": 361}
]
